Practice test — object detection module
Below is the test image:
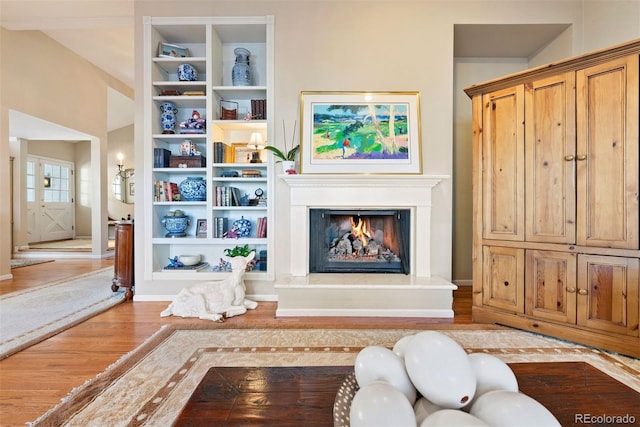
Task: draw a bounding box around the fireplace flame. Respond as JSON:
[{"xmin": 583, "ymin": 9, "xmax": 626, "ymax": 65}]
[{"xmin": 350, "ymin": 217, "xmax": 372, "ymax": 247}]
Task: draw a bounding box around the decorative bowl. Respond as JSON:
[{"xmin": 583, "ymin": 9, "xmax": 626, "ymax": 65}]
[{"xmin": 178, "ymin": 254, "xmax": 201, "ymax": 266}]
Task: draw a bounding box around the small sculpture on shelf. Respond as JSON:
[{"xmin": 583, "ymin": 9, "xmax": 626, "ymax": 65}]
[
  {"xmin": 179, "ymin": 110, "xmax": 206, "ymax": 134},
  {"xmin": 166, "ymin": 256, "xmax": 184, "ymax": 268}
]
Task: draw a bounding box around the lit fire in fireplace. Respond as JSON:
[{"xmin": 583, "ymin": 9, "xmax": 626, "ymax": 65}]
[{"xmin": 350, "ymin": 217, "xmax": 372, "ymax": 247}]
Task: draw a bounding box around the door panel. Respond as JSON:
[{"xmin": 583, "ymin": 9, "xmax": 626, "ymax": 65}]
[
  {"xmin": 483, "ymin": 246, "xmax": 525, "ymax": 313},
  {"xmin": 577, "ymin": 254, "xmax": 639, "ymax": 336},
  {"xmin": 27, "ymin": 156, "xmax": 75, "ymax": 242},
  {"xmin": 576, "ymin": 54, "xmax": 639, "ymax": 249},
  {"xmin": 482, "ymin": 86, "xmax": 525, "ymax": 241},
  {"xmin": 525, "ymin": 73, "xmax": 576, "ymax": 244},
  {"xmin": 525, "ymin": 250, "xmax": 577, "ymax": 323}
]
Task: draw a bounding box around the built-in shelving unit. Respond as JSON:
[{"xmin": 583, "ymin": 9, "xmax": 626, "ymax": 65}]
[{"xmin": 140, "ymin": 16, "xmax": 274, "ymax": 294}]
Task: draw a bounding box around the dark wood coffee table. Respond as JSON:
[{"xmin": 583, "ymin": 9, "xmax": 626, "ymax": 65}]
[{"xmin": 174, "ymin": 363, "xmax": 639, "ymax": 426}]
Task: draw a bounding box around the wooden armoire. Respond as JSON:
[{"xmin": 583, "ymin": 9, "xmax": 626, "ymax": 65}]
[{"xmin": 464, "ymin": 39, "xmax": 639, "ymax": 357}]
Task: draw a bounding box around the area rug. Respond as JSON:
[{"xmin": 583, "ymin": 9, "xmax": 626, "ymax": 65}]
[
  {"xmin": 10, "ymin": 258, "xmax": 54, "ymax": 269},
  {"xmin": 29, "ymin": 325, "xmax": 639, "ymax": 426},
  {"xmin": 0, "ymin": 267, "xmax": 124, "ymax": 359}
]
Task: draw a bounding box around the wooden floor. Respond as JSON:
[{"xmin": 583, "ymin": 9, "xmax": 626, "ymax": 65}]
[{"xmin": 0, "ymin": 259, "xmax": 472, "ymax": 426}]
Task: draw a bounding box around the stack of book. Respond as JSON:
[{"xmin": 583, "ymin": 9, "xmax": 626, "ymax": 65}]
[
  {"xmin": 256, "ymin": 216, "xmax": 267, "ymax": 238},
  {"xmin": 212, "ymin": 217, "xmax": 228, "ymax": 238},
  {"xmin": 154, "ymin": 181, "xmax": 180, "ymax": 201},
  {"xmin": 213, "ymin": 142, "xmax": 227, "ymax": 163},
  {"xmin": 154, "ymin": 148, "xmax": 172, "ymax": 168},
  {"xmin": 163, "ymin": 262, "xmax": 210, "ymax": 271},
  {"xmin": 251, "ymin": 99, "xmax": 267, "ymax": 119},
  {"xmin": 215, "ymin": 186, "xmax": 244, "ymax": 206}
]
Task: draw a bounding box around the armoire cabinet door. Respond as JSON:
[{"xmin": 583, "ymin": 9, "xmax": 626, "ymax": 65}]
[
  {"xmin": 576, "ymin": 54, "xmax": 639, "ymax": 250},
  {"xmin": 577, "ymin": 254, "xmax": 639, "ymax": 336},
  {"xmin": 483, "ymin": 246, "xmax": 525, "ymax": 313},
  {"xmin": 524, "ymin": 73, "xmax": 576, "ymax": 244},
  {"xmin": 525, "ymin": 250, "xmax": 577, "ymax": 323},
  {"xmin": 482, "ymin": 86, "xmax": 525, "ymax": 241}
]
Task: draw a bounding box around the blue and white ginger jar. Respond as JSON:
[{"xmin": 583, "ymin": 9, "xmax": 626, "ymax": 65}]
[
  {"xmin": 178, "ymin": 176, "xmax": 206, "ymax": 201},
  {"xmin": 177, "ymin": 63, "xmax": 198, "ymax": 81},
  {"xmin": 233, "ymin": 216, "xmax": 252, "ymax": 237},
  {"xmin": 162, "ymin": 213, "xmax": 190, "ymax": 237},
  {"xmin": 232, "ymin": 48, "xmax": 252, "ymax": 86}
]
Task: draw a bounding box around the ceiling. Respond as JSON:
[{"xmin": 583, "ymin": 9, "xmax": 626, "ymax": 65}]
[{"xmin": 0, "ymin": 1, "xmax": 569, "ymax": 140}]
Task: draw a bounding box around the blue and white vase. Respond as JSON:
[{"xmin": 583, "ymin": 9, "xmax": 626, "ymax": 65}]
[
  {"xmin": 178, "ymin": 176, "xmax": 206, "ymax": 201},
  {"xmin": 159, "ymin": 101, "xmax": 178, "ymax": 134},
  {"xmin": 162, "ymin": 213, "xmax": 190, "ymax": 237},
  {"xmin": 233, "ymin": 216, "xmax": 252, "ymax": 237},
  {"xmin": 177, "ymin": 63, "xmax": 198, "ymax": 81},
  {"xmin": 232, "ymin": 48, "xmax": 252, "ymax": 86}
]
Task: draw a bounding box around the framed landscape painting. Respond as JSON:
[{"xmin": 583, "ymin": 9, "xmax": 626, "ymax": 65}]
[{"xmin": 299, "ymin": 91, "xmax": 422, "ymax": 174}]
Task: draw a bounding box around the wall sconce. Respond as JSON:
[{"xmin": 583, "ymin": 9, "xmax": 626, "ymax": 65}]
[
  {"xmin": 116, "ymin": 152, "xmax": 125, "ymax": 176},
  {"xmin": 248, "ymin": 132, "xmax": 265, "ymax": 163},
  {"xmin": 43, "ymin": 176, "xmax": 51, "ymax": 188}
]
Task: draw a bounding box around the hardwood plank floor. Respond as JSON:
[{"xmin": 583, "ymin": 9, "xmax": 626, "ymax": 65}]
[{"xmin": 0, "ymin": 258, "xmax": 466, "ymax": 426}]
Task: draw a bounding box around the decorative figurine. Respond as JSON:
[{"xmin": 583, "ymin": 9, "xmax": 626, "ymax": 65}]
[
  {"xmin": 179, "ymin": 110, "xmax": 206, "ymax": 133},
  {"xmin": 160, "ymin": 252, "xmax": 258, "ymax": 322}
]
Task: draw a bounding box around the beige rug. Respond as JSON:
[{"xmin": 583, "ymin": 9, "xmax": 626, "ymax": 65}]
[
  {"xmin": 10, "ymin": 259, "xmax": 54, "ymax": 269},
  {"xmin": 0, "ymin": 268, "xmax": 125, "ymax": 359},
  {"xmin": 29, "ymin": 325, "xmax": 639, "ymax": 426}
]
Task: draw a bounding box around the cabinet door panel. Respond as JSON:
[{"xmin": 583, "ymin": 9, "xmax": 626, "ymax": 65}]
[
  {"xmin": 525, "ymin": 250, "xmax": 577, "ymax": 323},
  {"xmin": 482, "ymin": 87, "xmax": 525, "ymax": 241},
  {"xmin": 483, "ymin": 246, "xmax": 524, "ymax": 313},
  {"xmin": 576, "ymin": 55, "xmax": 639, "ymax": 249},
  {"xmin": 577, "ymin": 255, "xmax": 639, "ymax": 336},
  {"xmin": 525, "ymin": 73, "xmax": 576, "ymax": 244}
]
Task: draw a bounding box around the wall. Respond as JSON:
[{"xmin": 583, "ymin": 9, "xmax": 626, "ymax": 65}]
[
  {"xmin": 133, "ymin": 0, "xmax": 598, "ymax": 296},
  {"xmin": 0, "ymin": 28, "xmax": 133, "ymax": 277}
]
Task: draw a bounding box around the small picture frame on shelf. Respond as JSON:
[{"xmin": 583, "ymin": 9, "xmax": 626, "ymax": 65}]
[
  {"xmin": 158, "ymin": 42, "xmax": 189, "ymax": 58},
  {"xmin": 196, "ymin": 219, "xmax": 207, "ymax": 237},
  {"xmin": 232, "ymin": 142, "xmax": 263, "ymax": 164}
]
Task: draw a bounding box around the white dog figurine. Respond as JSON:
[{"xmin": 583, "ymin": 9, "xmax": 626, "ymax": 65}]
[{"xmin": 160, "ymin": 252, "xmax": 258, "ymax": 322}]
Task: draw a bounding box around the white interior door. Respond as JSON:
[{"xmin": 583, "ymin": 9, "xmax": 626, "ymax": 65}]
[{"xmin": 26, "ymin": 156, "xmax": 75, "ymax": 243}]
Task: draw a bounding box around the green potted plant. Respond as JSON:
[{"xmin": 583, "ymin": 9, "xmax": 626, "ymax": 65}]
[{"xmin": 263, "ymin": 120, "xmax": 299, "ymax": 174}]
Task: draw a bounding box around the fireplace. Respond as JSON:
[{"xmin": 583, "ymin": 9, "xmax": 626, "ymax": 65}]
[
  {"xmin": 309, "ymin": 209, "xmax": 410, "ymax": 274},
  {"xmin": 276, "ymin": 174, "xmax": 456, "ymax": 318}
]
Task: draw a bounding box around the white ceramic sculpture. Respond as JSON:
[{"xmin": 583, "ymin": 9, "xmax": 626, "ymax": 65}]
[{"xmin": 160, "ymin": 252, "xmax": 258, "ymax": 322}]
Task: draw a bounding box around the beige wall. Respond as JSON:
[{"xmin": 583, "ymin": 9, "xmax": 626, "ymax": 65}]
[
  {"xmin": 133, "ymin": 0, "xmax": 640, "ymax": 292},
  {"xmin": 0, "ymin": 28, "xmax": 132, "ymax": 278}
]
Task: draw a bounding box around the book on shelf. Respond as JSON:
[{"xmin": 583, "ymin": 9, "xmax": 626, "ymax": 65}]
[
  {"xmin": 213, "ymin": 142, "xmax": 227, "ymax": 163},
  {"xmin": 163, "ymin": 262, "xmax": 210, "ymax": 272},
  {"xmin": 213, "ymin": 217, "xmax": 228, "ymax": 238},
  {"xmin": 154, "ymin": 180, "xmax": 179, "ymax": 202},
  {"xmin": 154, "ymin": 148, "xmax": 171, "ymax": 168},
  {"xmin": 256, "ymin": 216, "xmax": 267, "ymax": 238},
  {"xmin": 215, "ymin": 186, "xmax": 244, "ymax": 206}
]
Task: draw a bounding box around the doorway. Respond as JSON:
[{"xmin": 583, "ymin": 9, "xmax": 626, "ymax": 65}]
[{"xmin": 26, "ymin": 155, "xmax": 75, "ymax": 243}]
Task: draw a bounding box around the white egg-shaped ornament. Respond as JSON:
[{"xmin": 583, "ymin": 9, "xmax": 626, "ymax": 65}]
[
  {"xmin": 354, "ymin": 345, "xmax": 417, "ymax": 404},
  {"xmin": 413, "ymin": 397, "xmax": 442, "ymax": 425},
  {"xmin": 420, "ymin": 409, "xmax": 490, "ymax": 427},
  {"xmin": 466, "ymin": 352, "xmax": 518, "ymax": 407},
  {"xmin": 404, "ymin": 331, "xmax": 476, "ymax": 409},
  {"xmin": 393, "ymin": 334, "xmax": 415, "ymax": 359},
  {"xmin": 469, "ymin": 390, "xmax": 561, "ymax": 426},
  {"xmin": 350, "ymin": 381, "xmax": 417, "ymax": 427}
]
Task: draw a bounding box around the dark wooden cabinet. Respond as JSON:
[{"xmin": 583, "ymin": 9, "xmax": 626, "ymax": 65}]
[{"xmin": 112, "ymin": 221, "xmax": 134, "ymax": 300}]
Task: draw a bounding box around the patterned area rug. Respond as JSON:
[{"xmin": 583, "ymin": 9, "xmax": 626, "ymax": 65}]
[
  {"xmin": 0, "ymin": 267, "xmax": 124, "ymax": 359},
  {"xmin": 10, "ymin": 259, "xmax": 54, "ymax": 269},
  {"xmin": 29, "ymin": 325, "xmax": 639, "ymax": 426}
]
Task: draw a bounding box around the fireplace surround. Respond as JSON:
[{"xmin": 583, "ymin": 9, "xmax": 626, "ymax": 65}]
[{"xmin": 277, "ymin": 174, "xmax": 456, "ymax": 317}]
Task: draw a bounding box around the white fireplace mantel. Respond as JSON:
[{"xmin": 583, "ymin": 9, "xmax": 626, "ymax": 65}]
[{"xmin": 280, "ymin": 174, "xmax": 449, "ymax": 277}]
